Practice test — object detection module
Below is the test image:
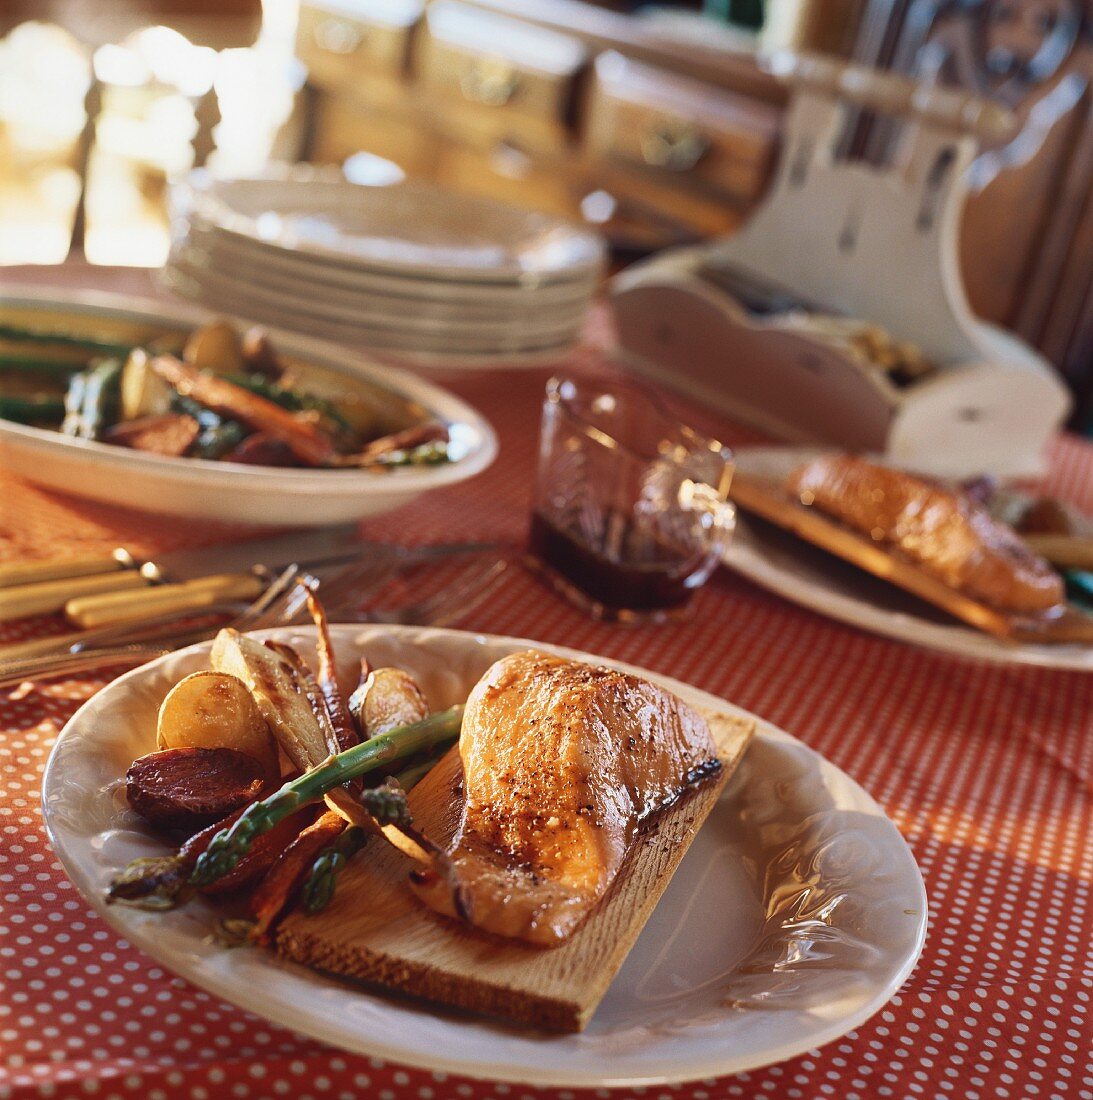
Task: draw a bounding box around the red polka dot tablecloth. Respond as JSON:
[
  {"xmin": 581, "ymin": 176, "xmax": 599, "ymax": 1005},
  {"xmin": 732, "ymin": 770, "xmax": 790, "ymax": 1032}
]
[{"xmin": 1, "ymin": 267, "xmax": 1091, "ymax": 1100}]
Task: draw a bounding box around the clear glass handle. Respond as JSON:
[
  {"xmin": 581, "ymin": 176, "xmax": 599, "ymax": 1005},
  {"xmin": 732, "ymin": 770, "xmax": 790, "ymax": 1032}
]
[{"xmin": 679, "ymin": 479, "xmax": 736, "ymax": 549}]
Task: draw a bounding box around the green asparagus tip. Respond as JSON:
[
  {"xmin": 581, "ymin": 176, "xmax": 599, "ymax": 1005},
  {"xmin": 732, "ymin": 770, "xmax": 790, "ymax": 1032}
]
[
  {"xmin": 189, "ymin": 706, "xmax": 463, "ymax": 890},
  {"xmin": 359, "ymin": 780, "xmax": 412, "ymax": 828},
  {"xmin": 188, "ymin": 799, "xmax": 283, "ymax": 887},
  {"xmin": 301, "ymin": 824, "xmax": 367, "ymax": 914},
  {"xmin": 106, "ymin": 855, "xmax": 192, "ymax": 910}
]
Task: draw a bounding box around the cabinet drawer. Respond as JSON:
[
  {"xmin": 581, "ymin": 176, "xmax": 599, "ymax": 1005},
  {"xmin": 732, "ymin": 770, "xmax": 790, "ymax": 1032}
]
[
  {"xmin": 584, "ymin": 52, "xmax": 779, "ymax": 208},
  {"xmin": 433, "ymin": 144, "xmax": 581, "ymax": 221},
  {"xmin": 308, "ymin": 92, "xmax": 440, "ymax": 176},
  {"xmin": 297, "ymin": 0, "xmax": 421, "ymax": 93},
  {"xmin": 415, "ymin": 1, "xmax": 587, "ymax": 153}
]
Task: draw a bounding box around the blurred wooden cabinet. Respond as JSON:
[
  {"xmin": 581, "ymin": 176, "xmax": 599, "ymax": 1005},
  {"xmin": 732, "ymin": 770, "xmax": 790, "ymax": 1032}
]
[
  {"xmin": 294, "ymin": 0, "xmax": 1091, "ymax": 420},
  {"xmin": 415, "ymin": 1, "xmax": 587, "ymax": 155},
  {"xmin": 297, "ymin": 0, "xmax": 782, "ymax": 252},
  {"xmin": 296, "ymin": 0, "xmax": 420, "ymax": 96},
  {"xmin": 583, "ymin": 52, "xmax": 779, "ymax": 236}
]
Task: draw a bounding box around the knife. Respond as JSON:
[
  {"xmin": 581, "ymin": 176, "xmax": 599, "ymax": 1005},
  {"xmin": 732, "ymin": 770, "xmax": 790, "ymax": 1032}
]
[
  {"xmin": 0, "ymin": 525, "xmax": 365, "ymax": 625},
  {"xmin": 0, "ymin": 538, "xmax": 502, "ymax": 670},
  {"xmin": 0, "ymin": 550, "xmax": 136, "ymax": 589}
]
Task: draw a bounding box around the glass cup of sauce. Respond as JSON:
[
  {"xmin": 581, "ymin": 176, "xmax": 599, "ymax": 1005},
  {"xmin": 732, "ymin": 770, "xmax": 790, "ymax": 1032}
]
[{"xmin": 528, "ymin": 376, "xmax": 735, "ymax": 622}]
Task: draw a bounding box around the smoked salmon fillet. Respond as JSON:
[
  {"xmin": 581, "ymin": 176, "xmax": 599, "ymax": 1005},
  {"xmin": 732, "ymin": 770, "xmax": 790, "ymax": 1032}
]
[
  {"xmin": 409, "ymin": 651, "xmax": 721, "ymax": 946},
  {"xmin": 788, "ymin": 455, "xmax": 1064, "ymax": 614}
]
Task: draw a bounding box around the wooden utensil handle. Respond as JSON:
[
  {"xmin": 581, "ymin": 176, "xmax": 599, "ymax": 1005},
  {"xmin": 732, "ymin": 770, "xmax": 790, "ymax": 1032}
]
[
  {"xmin": 0, "ymin": 570, "xmax": 149, "ymax": 623},
  {"xmin": 1022, "ymin": 535, "xmax": 1093, "ymax": 572},
  {"xmin": 766, "ymin": 51, "xmax": 1015, "ymax": 143},
  {"xmin": 65, "ymin": 572, "xmax": 264, "ymax": 629},
  {"xmin": 0, "ymin": 552, "xmax": 133, "ymax": 590}
]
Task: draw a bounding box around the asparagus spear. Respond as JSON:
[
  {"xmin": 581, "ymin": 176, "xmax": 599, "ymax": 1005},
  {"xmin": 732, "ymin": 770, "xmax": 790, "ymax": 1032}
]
[
  {"xmin": 189, "ymin": 706, "xmax": 463, "ymax": 888},
  {"xmin": 0, "ymin": 355, "xmax": 86, "ymax": 375},
  {"xmin": 81, "ymin": 357, "xmax": 124, "ymax": 438},
  {"xmin": 300, "ymin": 749, "xmax": 447, "ymax": 915},
  {"xmin": 61, "ymin": 358, "xmax": 124, "ymax": 439},
  {"xmin": 151, "ymin": 355, "xmax": 337, "ymax": 466},
  {"xmin": 107, "ymin": 803, "xmax": 250, "ymax": 909},
  {"xmin": 1065, "ymin": 569, "xmax": 1093, "ymax": 610},
  {"xmin": 300, "ymin": 823, "xmax": 366, "ymax": 914},
  {"xmin": 0, "ymin": 394, "xmax": 66, "ymax": 425},
  {"xmin": 224, "ymin": 372, "xmax": 354, "ymax": 436},
  {"xmin": 60, "ymin": 370, "xmax": 86, "ymax": 436},
  {"xmin": 172, "ymin": 396, "xmax": 248, "ymax": 460},
  {"xmin": 0, "ymin": 323, "xmax": 134, "ymax": 357}
]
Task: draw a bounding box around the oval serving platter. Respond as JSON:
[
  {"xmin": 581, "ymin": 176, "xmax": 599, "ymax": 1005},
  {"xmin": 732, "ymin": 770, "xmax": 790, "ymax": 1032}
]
[{"xmin": 0, "ymin": 289, "xmax": 497, "ymax": 526}]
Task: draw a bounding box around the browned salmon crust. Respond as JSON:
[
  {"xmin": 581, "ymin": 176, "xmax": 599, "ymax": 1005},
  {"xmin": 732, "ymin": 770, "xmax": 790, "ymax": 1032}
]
[
  {"xmin": 410, "ymin": 651, "xmax": 720, "ymax": 945},
  {"xmin": 788, "ymin": 455, "xmax": 1064, "ymax": 614}
]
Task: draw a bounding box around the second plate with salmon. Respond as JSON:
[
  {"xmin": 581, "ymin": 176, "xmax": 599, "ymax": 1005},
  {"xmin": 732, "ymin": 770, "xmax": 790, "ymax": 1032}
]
[{"xmin": 725, "ymin": 446, "xmax": 1093, "ymax": 670}]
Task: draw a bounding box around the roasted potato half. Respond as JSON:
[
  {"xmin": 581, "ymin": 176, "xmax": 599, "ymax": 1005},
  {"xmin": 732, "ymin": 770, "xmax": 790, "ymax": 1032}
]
[
  {"xmin": 183, "ymin": 320, "xmax": 244, "ymax": 374},
  {"xmin": 156, "ymin": 670, "xmax": 279, "ymax": 779},
  {"xmin": 349, "ymin": 667, "xmax": 429, "ymax": 739}
]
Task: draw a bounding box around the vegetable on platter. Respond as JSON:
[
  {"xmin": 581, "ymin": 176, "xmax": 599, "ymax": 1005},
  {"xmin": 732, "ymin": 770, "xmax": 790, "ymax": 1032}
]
[{"xmin": 1, "ymin": 317, "xmax": 455, "ymax": 470}]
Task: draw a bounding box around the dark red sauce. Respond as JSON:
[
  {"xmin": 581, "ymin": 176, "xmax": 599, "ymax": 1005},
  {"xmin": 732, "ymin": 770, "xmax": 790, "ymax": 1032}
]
[{"xmin": 529, "ymin": 510, "xmax": 700, "ymax": 613}]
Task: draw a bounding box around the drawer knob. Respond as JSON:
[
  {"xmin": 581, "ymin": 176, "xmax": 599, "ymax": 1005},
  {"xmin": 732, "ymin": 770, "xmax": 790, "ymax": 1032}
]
[
  {"xmin": 640, "ymin": 120, "xmax": 709, "ymax": 172},
  {"xmin": 313, "ymin": 17, "xmax": 365, "ymax": 55},
  {"xmin": 460, "ymin": 57, "xmax": 520, "ymax": 106}
]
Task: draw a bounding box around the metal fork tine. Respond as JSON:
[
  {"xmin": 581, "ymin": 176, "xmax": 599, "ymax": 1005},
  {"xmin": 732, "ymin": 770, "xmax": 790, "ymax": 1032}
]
[
  {"xmin": 362, "ymin": 557, "xmax": 510, "ymax": 627},
  {"xmin": 302, "ymin": 557, "xmax": 403, "ymax": 616},
  {"xmin": 230, "ymin": 564, "xmax": 302, "ymax": 633},
  {"xmin": 414, "ymin": 559, "xmax": 508, "ymax": 627}
]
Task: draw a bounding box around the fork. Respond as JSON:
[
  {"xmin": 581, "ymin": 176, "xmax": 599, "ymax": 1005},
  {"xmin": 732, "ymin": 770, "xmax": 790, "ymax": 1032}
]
[
  {"xmin": 0, "ymin": 548, "xmax": 511, "ymax": 687},
  {"xmin": 289, "ymin": 550, "xmax": 510, "ymax": 627},
  {"xmin": 325, "ymin": 554, "xmax": 510, "ymax": 627},
  {"xmin": 0, "ymin": 564, "xmax": 304, "ymax": 688}
]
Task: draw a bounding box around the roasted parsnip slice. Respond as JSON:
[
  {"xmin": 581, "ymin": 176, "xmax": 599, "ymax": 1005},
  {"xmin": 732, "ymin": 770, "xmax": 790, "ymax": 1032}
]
[{"xmin": 210, "ymin": 629, "xmax": 329, "ymax": 773}]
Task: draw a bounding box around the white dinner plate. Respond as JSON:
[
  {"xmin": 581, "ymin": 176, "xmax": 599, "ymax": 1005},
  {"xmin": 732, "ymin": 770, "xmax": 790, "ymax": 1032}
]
[
  {"xmin": 726, "ymin": 446, "xmax": 1093, "ymax": 671},
  {"xmin": 0, "ymin": 289, "xmax": 497, "ymax": 526},
  {"xmin": 188, "ymin": 174, "xmax": 606, "ymax": 283},
  {"xmin": 165, "ymin": 254, "xmax": 587, "ymax": 347},
  {"xmin": 42, "ymin": 625, "xmax": 927, "ymax": 1089},
  {"xmin": 175, "ymin": 233, "xmax": 593, "ymax": 331},
  {"xmin": 158, "ymin": 265, "xmax": 584, "ymax": 365},
  {"xmin": 185, "ymin": 219, "xmax": 602, "ymax": 308}
]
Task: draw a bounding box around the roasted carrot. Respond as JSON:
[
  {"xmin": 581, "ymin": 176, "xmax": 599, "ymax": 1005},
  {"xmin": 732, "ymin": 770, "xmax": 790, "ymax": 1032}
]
[
  {"xmin": 107, "ymin": 802, "xmax": 251, "ymax": 908},
  {"xmin": 107, "ymin": 797, "xmax": 316, "ymax": 906},
  {"xmin": 302, "ymin": 583, "xmax": 359, "ymax": 756},
  {"xmin": 150, "ymin": 355, "xmax": 336, "ymax": 466},
  {"xmin": 246, "ymin": 809, "xmax": 347, "ymax": 942},
  {"xmin": 199, "ymin": 805, "xmax": 320, "ymax": 896},
  {"xmin": 337, "ymin": 423, "xmax": 448, "ymax": 467}
]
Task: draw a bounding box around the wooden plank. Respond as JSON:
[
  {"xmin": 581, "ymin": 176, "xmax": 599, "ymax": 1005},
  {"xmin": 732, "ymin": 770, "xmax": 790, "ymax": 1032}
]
[
  {"xmin": 729, "ymin": 471, "xmax": 1093, "ymax": 645},
  {"xmin": 731, "ymin": 470, "xmax": 1017, "ymax": 637},
  {"xmin": 276, "ymin": 710, "xmax": 754, "ymax": 1032}
]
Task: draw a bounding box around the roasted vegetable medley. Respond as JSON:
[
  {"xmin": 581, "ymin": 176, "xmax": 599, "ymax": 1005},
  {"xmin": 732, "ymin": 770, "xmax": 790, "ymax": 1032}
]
[
  {"xmin": 0, "ymin": 317, "xmax": 451, "ymax": 469},
  {"xmin": 109, "ymin": 584, "xmax": 464, "ymax": 943}
]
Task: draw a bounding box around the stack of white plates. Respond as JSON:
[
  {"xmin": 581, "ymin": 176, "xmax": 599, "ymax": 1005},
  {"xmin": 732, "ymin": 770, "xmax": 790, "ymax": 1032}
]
[{"xmin": 162, "ymin": 166, "xmax": 605, "ymax": 366}]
